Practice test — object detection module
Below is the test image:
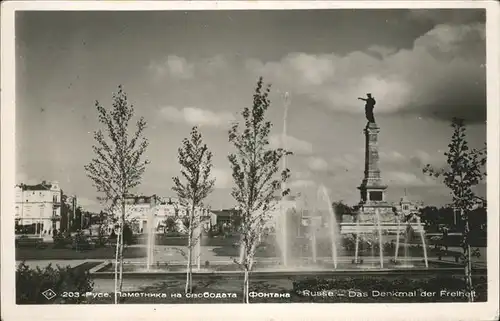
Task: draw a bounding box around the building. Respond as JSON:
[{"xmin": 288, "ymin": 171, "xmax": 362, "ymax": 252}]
[
  {"xmin": 110, "ymin": 195, "xmax": 215, "ymax": 233},
  {"xmin": 61, "ymin": 194, "xmax": 77, "ymax": 232},
  {"xmin": 393, "ymin": 195, "xmax": 423, "ymax": 218},
  {"xmin": 15, "ymin": 181, "xmax": 62, "ymax": 235},
  {"xmin": 212, "ymin": 208, "xmax": 237, "ymax": 226}
]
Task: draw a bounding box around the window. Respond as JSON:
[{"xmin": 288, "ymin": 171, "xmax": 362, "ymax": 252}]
[{"xmin": 403, "ymin": 205, "xmax": 409, "ymax": 211}]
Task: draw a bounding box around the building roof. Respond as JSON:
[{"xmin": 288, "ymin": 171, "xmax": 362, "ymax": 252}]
[{"xmin": 16, "ymin": 181, "xmax": 57, "ymax": 191}]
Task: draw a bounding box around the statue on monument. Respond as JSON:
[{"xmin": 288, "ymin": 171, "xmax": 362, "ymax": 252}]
[{"xmin": 358, "ymin": 93, "xmax": 376, "ymax": 123}]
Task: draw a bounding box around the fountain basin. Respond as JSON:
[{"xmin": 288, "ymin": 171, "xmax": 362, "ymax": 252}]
[{"xmin": 89, "ymin": 258, "xmax": 484, "ymax": 280}]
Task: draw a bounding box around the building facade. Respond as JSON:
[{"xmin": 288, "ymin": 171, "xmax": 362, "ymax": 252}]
[
  {"xmin": 393, "ymin": 195, "xmax": 424, "ymax": 218},
  {"xmin": 110, "ymin": 195, "xmax": 215, "ymax": 233},
  {"xmin": 15, "ymin": 181, "xmax": 62, "ymax": 235}
]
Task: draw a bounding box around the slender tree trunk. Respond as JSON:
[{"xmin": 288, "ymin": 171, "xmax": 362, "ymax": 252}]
[
  {"xmin": 113, "ymin": 224, "xmax": 121, "ymax": 304},
  {"xmin": 184, "ymin": 245, "xmax": 191, "ymax": 294},
  {"xmin": 243, "ymin": 268, "xmax": 250, "ymax": 303},
  {"xmin": 462, "ymin": 209, "xmax": 474, "ymax": 302},
  {"xmin": 239, "ymin": 238, "xmax": 245, "ymax": 264},
  {"xmin": 118, "ymin": 200, "xmax": 126, "ymax": 293},
  {"xmin": 185, "ymin": 207, "xmax": 195, "ymax": 294},
  {"xmin": 196, "ymin": 215, "xmax": 201, "ymax": 270}
]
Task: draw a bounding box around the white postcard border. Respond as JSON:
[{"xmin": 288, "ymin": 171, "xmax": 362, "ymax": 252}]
[{"xmin": 1, "ymin": 1, "xmax": 499, "ymax": 321}]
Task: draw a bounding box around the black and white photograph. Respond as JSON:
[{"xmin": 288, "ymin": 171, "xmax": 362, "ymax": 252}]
[{"xmin": 1, "ymin": 1, "xmax": 499, "ymax": 320}]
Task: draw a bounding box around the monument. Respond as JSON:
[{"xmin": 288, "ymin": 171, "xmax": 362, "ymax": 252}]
[
  {"xmin": 341, "ymin": 94, "xmax": 398, "ymax": 235},
  {"xmin": 356, "ymin": 94, "xmax": 395, "ymax": 224}
]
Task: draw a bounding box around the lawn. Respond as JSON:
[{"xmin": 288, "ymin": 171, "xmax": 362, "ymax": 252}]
[{"xmin": 16, "ymin": 246, "xmax": 145, "ymax": 260}]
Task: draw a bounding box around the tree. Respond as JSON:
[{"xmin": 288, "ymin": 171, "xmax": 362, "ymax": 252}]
[
  {"xmin": 164, "ymin": 216, "xmax": 177, "ymax": 233},
  {"xmin": 122, "ymin": 223, "xmax": 134, "ymax": 246},
  {"xmin": 172, "ymin": 126, "xmax": 215, "ymax": 294},
  {"xmin": 230, "ymin": 208, "xmax": 242, "ymax": 232},
  {"xmin": 228, "ymin": 77, "xmax": 291, "ymax": 303},
  {"xmin": 95, "ymin": 211, "xmax": 109, "ymax": 247},
  {"xmin": 84, "ymin": 85, "xmax": 149, "ymax": 304},
  {"xmin": 332, "ymin": 201, "xmax": 353, "ymax": 224},
  {"xmin": 423, "ymin": 117, "xmax": 486, "ymax": 302}
]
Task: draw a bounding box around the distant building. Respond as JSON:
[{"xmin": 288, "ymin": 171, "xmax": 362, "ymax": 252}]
[
  {"xmin": 15, "ymin": 181, "xmax": 62, "ymax": 235},
  {"xmin": 393, "ymin": 195, "xmax": 424, "ymax": 219},
  {"xmin": 110, "ymin": 195, "xmax": 214, "ymax": 233},
  {"xmin": 212, "ymin": 209, "xmax": 236, "ymax": 226},
  {"xmin": 61, "ymin": 194, "xmax": 77, "ymax": 232}
]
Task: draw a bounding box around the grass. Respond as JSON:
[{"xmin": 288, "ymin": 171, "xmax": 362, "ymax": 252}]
[{"xmin": 16, "ymin": 246, "xmax": 145, "ymax": 260}]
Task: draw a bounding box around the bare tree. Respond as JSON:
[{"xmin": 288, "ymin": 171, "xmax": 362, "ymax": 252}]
[
  {"xmin": 172, "ymin": 126, "xmax": 215, "ymax": 294},
  {"xmin": 228, "ymin": 77, "xmax": 291, "ymax": 303},
  {"xmin": 423, "ymin": 117, "xmax": 486, "ymax": 302},
  {"xmin": 84, "ymin": 85, "xmax": 149, "ymax": 304}
]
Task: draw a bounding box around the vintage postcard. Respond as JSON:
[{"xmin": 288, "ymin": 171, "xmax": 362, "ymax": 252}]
[{"xmin": 1, "ymin": 1, "xmax": 499, "ymax": 321}]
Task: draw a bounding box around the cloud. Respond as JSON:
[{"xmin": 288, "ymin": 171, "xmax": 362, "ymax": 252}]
[
  {"xmin": 307, "ymin": 156, "xmax": 329, "ymax": 172},
  {"xmin": 247, "ymin": 22, "xmax": 485, "ymax": 123},
  {"xmin": 289, "ymin": 179, "xmax": 316, "ymax": 189},
  {"xmin": 292, "ymin": 171, "xmax": 312, "ymax": 180},
  {"xmin": 149, "ymin": 55, "xmax": 194, "ymax": 79},
  {"xmin": 385, "ymin": 171, "xmax": 439, "ymax": 187},
  {"xmin": 269, "ymin": 134, "xmax": 313, "ymax": 155},
  {"xmin": 407, "ymin": 9, "xmax": 486, "ymax": 25},
  {"xmin": 409, "ymin": 150, "xmax": 432, "ymax": 167},
  {"xmin": 160, "ymin": 106, "xmax": 235, "ymax": 128},
  {"xmin": 212, "ymin": 168, "xmax": 232, "ymax": 189},
  {"xmin": 330, "ymin": 152, "xmax": 363, "ymax": 170},
  {"xmin": 379, "ymin": 151, "xmax": 406, "ymax": 163},
  {"xmin": 149, "ymin": 54, "xmax": 230, "ymax": 80}
]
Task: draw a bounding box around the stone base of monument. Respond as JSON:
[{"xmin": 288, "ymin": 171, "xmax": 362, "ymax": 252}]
[{"xmin": 340, "ymin": 222, "xmax": 424, "ymax": 234}]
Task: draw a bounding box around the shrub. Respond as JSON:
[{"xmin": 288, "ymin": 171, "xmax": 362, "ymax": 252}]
[
  {"xmin": 123, "ymin": 224, "xmax": 134, "ymax": 246},
  {"xmin": 72, "ymin": 231, "xmax": 92, "ymax": 251},
  {"xmin": 53, "ymin": 231, "xmax": 72, "ymax": 249},
  {"xmin": 16, "ymin": 262, "xmax": 94, "ymax": 304}
]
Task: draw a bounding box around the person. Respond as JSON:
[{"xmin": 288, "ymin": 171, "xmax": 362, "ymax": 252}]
[{"xmin": 358, "ymin": 93, "xmax": 376, "ymax": 123}]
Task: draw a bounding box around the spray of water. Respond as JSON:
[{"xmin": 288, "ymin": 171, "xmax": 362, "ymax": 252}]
[
  {"xmin": 317, "ymin": 185, "xmax": 338, "ymax": 269},
  {"xmin": 354, "ymin": 219, "xmax": 360, "ymax": 263},
  {"xmin": 394, "ymin": 216, "xmax": 401, "ymax": 261},
  {"xmin": 375, "ymin": 209, "xmax": 384, "ymax": 268},
  {"xmin": 417, "ymin": 217, "xmax": 429, "ymax": 268},
  {"xmin": 146, "ymin": 206, "xmax": 155, "ymax": 271},
  {"xmin": 280, "ymin": 91, "xmax": 291, "ymax": 267},
  {"xmin": 311, "ymin": 220, "xmax": 318, "ymax": 264}
]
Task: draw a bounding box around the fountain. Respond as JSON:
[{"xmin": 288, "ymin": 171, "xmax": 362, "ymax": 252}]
[
  {"xmin": 280, "ymin": 91, "xmax": 290, "ymax": 267},
  {"xmin": 146, "ymin": 206, "xmax": 155, "ymax": 271},
  {"xmin": 375, "ymin": 209, "xmax": 384, "ymax": 268},
  {"xmin": 418, "ymin": 217, "xmax": 429, "ymax": 268},
  {"xmin": 88, "ymin": 95, "xmax": 461, "ymax": 291},
  {"xmin": 317, "ymin": 185, "xmax": 338, "ymax": 269}
]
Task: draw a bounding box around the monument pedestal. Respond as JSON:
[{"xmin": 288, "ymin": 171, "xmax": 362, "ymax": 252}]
[
  {"xmin": 357, "ymin": 122, "xmax": 396, "ymax": 222},
  {"xmin": 341, "ymin": 121, "xmax": 397, "ymax": 234}
]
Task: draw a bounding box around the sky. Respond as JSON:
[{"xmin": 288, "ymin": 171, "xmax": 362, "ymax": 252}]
[{"xmin": 15, "ymin": 9, "xmax": 487, "ymax": 212}]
